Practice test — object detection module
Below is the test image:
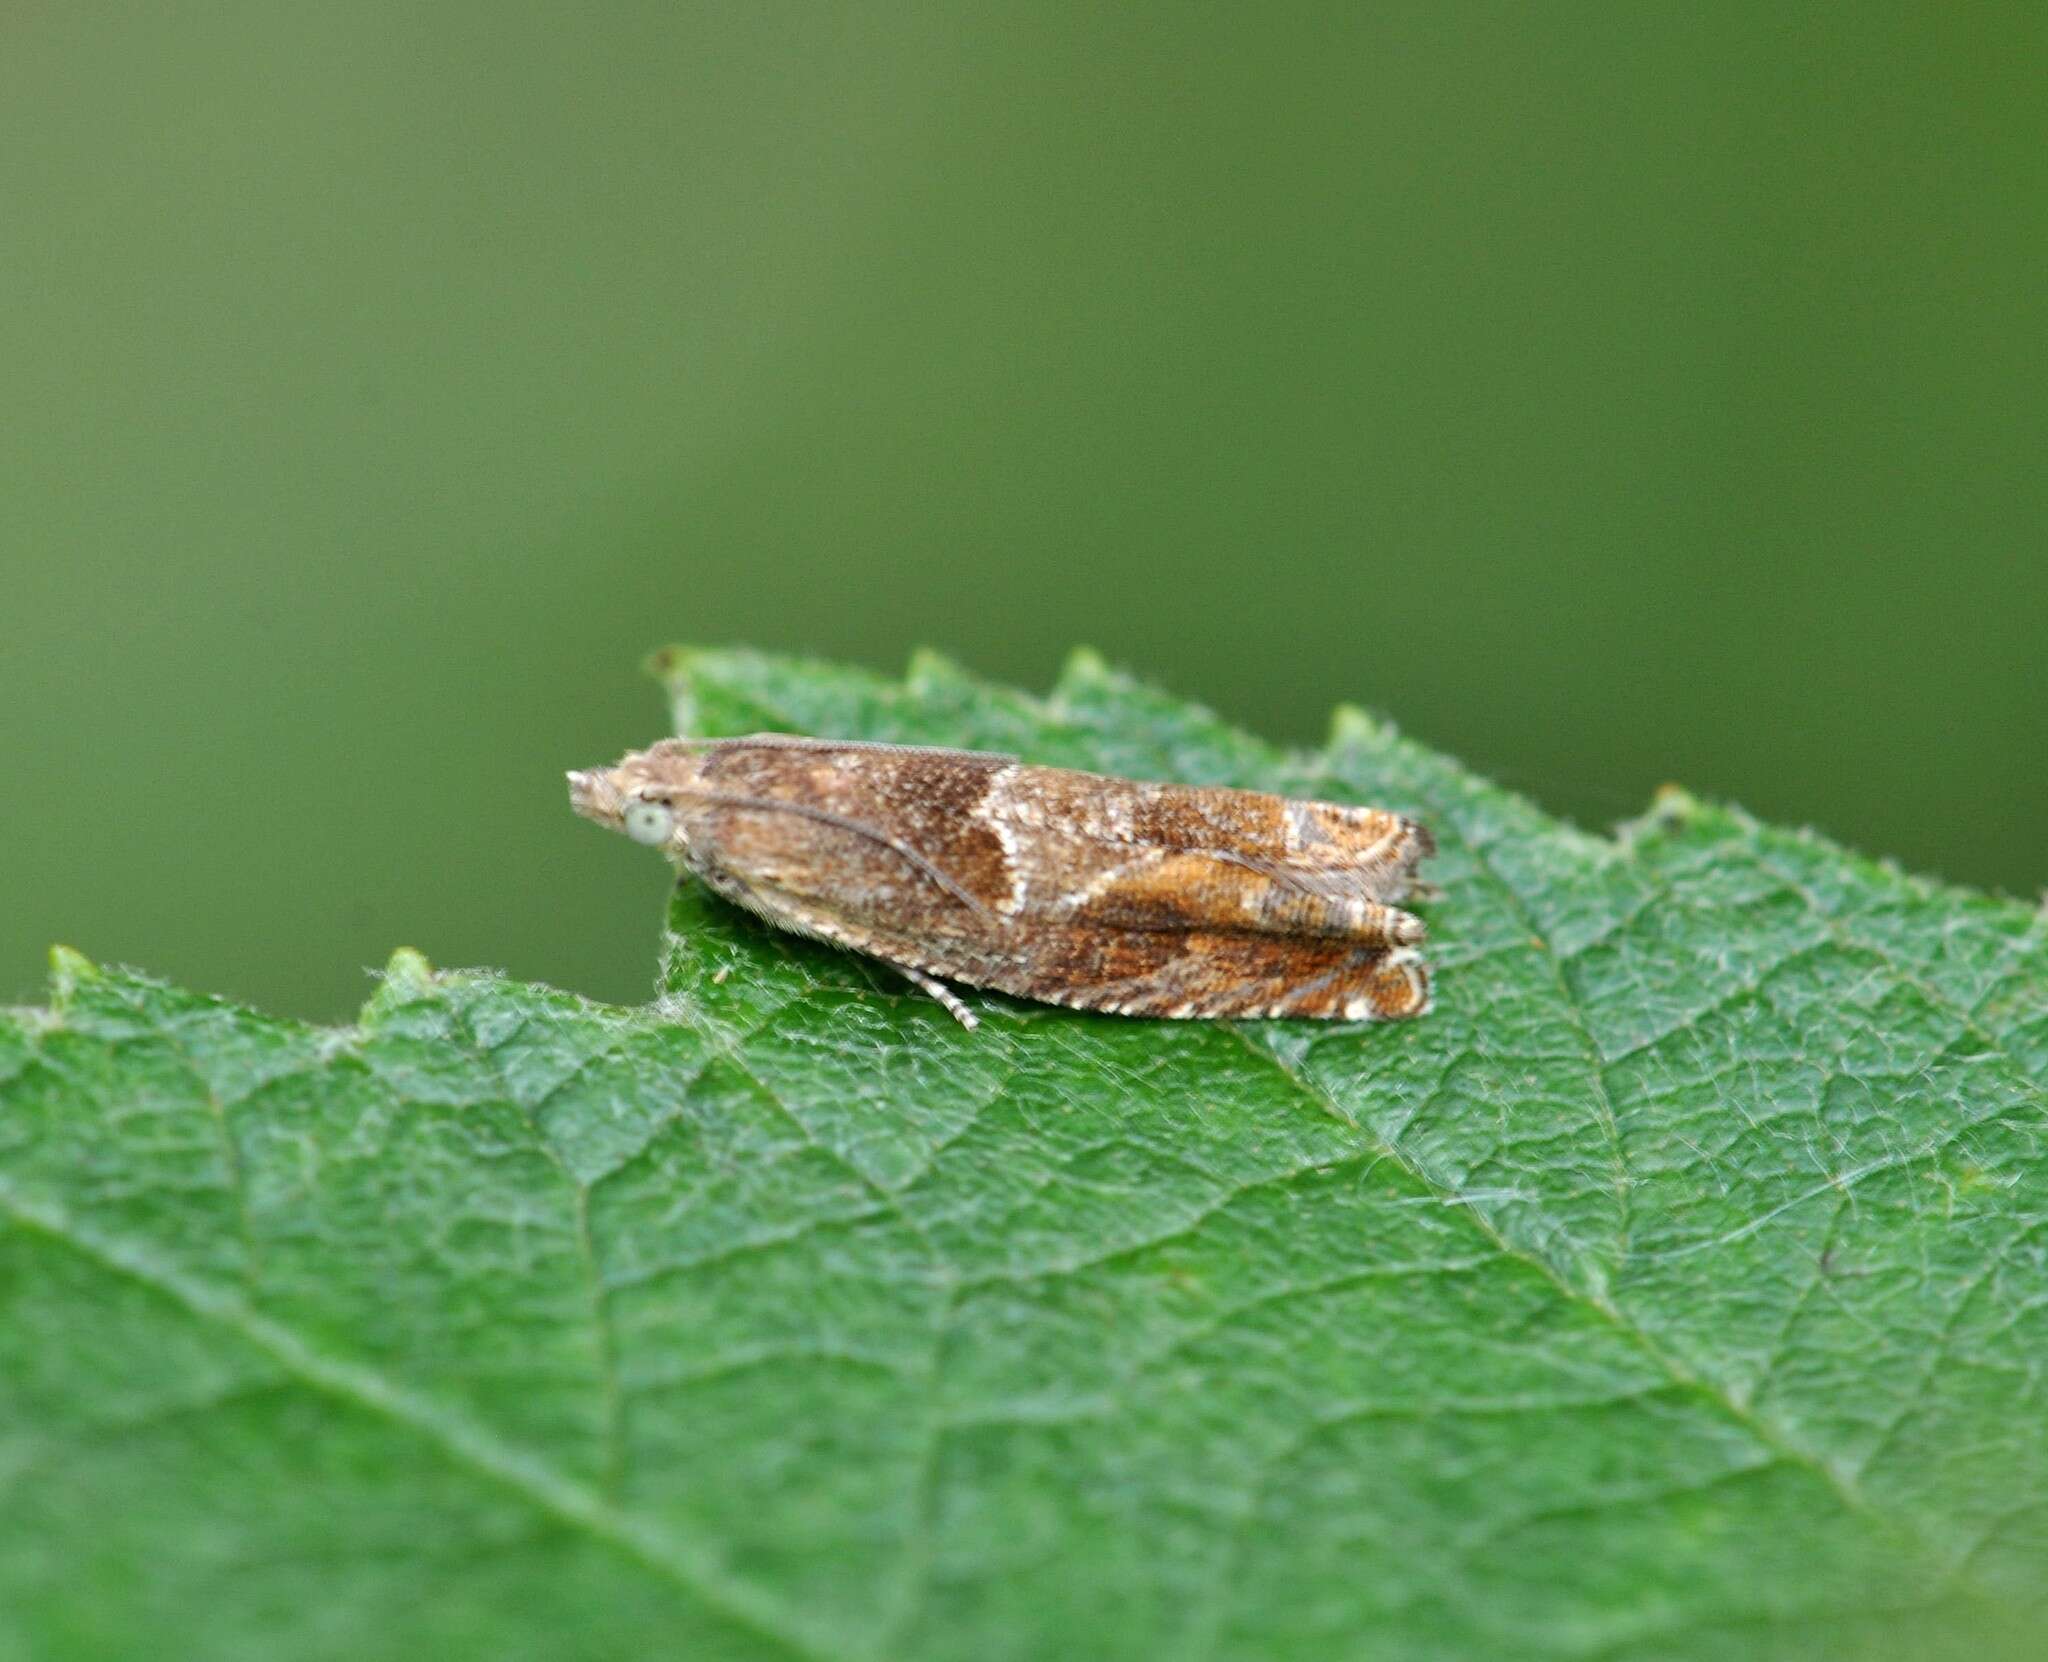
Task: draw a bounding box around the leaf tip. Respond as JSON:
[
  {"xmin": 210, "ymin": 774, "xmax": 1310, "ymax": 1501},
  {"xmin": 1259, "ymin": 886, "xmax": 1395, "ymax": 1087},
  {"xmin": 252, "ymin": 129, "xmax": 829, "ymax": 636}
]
[
  {"xmin": 1617, "ymin": 783, "xmax": 1705, "ymax": 848},
  {"xmin": 1327, "ymin": 703, "xmax": 1392, "ymax": 747},
  {"xmin": 379, "ymin": 947, "xmax": 437, "ymax": 998},
  {"xmin": 1053, "ymin": 645, "xmax": 1114, "ymax": 697},
  {"xmin": 47, "ymin": 945, "xmax": 96, "ymax": 1004},
  {"xmin": 905, "ymin": 647, "xmax": 969, "ymax": 689}
]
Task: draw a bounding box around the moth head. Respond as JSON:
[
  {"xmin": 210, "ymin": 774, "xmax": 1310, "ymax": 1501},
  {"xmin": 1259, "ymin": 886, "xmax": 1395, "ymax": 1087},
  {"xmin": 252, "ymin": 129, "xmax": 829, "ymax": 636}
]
[{"xmin": 566, "ymin": 742, "xmax": 711, "ymax": 858}]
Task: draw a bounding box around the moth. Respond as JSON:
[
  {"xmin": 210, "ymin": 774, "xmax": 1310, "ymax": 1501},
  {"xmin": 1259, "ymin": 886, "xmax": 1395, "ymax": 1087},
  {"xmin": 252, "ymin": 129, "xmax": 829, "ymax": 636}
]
[{"xmin": 567, "ymin": 734, "xmax": 1434, "ymax": 1029}]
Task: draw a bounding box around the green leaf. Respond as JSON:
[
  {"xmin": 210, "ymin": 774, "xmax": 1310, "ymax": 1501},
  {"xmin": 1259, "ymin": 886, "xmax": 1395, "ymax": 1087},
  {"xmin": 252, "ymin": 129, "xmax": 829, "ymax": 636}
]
[{"xmin": 5, "ymin": 649, "xmax": 2045, "ymax": 1662}]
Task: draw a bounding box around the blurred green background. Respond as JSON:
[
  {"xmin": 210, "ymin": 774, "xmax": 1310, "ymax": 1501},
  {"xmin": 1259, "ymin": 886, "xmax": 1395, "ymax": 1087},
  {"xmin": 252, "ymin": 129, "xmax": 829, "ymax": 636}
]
[{"xmin": 4, "ymin": 1, "xmax": 2042, "ymax": 1022}]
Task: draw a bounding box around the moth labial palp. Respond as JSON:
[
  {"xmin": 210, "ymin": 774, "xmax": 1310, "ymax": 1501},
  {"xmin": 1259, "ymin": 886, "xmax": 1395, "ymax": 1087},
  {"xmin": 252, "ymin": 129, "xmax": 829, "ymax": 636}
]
[{"xmin": 567, "ymin": 732, "xmax": 1436, "ymax": 1027}]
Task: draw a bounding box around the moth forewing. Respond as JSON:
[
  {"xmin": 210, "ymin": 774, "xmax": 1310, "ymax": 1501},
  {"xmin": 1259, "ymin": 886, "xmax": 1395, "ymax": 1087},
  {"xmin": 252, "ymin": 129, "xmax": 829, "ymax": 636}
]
[{"xmin": 569, "ymin": 734, "xmax": 1435, "ymax": 1026}]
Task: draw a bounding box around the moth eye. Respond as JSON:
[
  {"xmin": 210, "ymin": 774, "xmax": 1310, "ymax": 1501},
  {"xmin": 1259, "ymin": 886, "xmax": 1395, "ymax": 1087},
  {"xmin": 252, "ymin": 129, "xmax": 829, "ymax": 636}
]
[{"xmin": 623, "ymin": 800, "xmax": 675, "ymax": 846}]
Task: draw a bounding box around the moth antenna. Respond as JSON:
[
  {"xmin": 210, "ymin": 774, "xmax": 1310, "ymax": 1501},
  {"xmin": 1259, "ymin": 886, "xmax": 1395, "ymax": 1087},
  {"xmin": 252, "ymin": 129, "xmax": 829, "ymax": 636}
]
[{"xmin": 688, "ymin": 790, "xmax": 999, "ymax": 924}]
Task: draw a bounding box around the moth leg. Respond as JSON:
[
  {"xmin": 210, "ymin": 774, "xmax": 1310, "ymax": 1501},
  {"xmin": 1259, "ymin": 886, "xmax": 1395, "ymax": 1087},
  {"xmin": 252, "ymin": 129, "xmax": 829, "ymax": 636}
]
[{"xmin": 898, "ymin": 966, "xmax": 980, "ymax": 1031}]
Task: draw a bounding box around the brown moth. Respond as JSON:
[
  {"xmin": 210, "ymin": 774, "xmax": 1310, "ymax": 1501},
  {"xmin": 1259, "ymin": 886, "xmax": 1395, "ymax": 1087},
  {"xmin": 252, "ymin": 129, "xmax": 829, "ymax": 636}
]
[{"xmin": 567, "ymin": 735, "xmax": 1434, "ymax": 1029}]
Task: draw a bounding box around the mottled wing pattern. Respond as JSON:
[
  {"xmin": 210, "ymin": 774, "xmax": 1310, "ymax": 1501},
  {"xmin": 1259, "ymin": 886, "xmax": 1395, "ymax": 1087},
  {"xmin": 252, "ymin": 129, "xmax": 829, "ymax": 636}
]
[
  {"xmin": 675, "ymin": 744, "xmax": 1434, "ymax": 1022},
  {"xmin": 606, "ymin": 736, "xmax": 1430, "ymax": 1022},
  {"xmin": 703, "ymin": 884, "xmax": 1431, "ymax": 1023},
  {"xmin": 977, "ymin": 769, "xmax": 1433, "ymax": 1019},
  {"xmin": 996, "ymin": 921, "xmax": 1430, "ymax": 1021},
  {"xmin": 687, "ymin": 738, "xmax": 1020, "ymax": 917}
]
